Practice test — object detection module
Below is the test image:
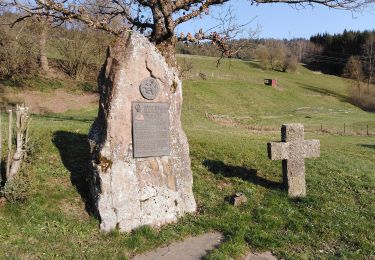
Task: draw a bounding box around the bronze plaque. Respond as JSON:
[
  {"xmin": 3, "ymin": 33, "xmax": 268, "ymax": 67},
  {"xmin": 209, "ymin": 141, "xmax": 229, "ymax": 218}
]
[{"xmin": 132, "ymin": 102, "xmax": 170, "ymax": 158}]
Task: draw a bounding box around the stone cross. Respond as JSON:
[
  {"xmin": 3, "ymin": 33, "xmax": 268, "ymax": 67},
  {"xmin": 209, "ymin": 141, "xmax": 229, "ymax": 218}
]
[{"xmin": 267, "ymin": 124, "xmax": 320, "ymax": 197}]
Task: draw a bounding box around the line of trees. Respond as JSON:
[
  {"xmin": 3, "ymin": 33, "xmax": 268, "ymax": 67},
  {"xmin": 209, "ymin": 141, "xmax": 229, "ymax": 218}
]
[
  {"xmin": 253, "ymin": 39, "xmax": 321, "ymax": 72},
  {"xmin": 177, "ymin": 38, "xmax": 321, "ymax": 73},
  {"xmin": 309, "ymin": 30, "xmax": 375, "ymax": 78},
  {"xmin": 3, "ymin": 0, "xmax": 370, "ymax": 69},
  {"xmin": 311, "ymin": 30, "xmax": 375, "ymax": 111},
  {"xmin": 344, "ymin": 57, "xmax": 375, "ymax": 111}
]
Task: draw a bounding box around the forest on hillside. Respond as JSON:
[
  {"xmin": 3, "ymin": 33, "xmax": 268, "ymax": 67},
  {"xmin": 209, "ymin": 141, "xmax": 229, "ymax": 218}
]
[{"xmin": 309, "ymin": 30, "xmax": 375, "ymax": 76}]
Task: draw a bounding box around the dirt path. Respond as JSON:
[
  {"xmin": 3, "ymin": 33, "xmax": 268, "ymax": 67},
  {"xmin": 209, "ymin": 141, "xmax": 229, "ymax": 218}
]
[
  {"xmin": 132, "ymin": 232, "xmax": 277, "ymax": 260},
  {"xmin": 2, "ymin": 89, "xmax": 98, "ymax": 114},
  {"xmin": 133, "ymin": 232, "xmax": 224, "ymax": 260},
  {"xmin": 244, "ymin": 252, "xmax": 277, "ymax": 260}
]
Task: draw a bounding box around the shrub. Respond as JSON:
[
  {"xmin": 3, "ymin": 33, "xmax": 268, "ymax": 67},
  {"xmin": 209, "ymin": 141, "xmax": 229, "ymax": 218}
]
[
  {"xmin": 179, "ymin": 58, "xmax": 193, "ymax": 79},
  {"xmin": 0, "ymin": 126, "xmax": 38, "ymax": 203},
  {"xmin": 350, "ymin": 83, "xmax": 375, "ymax": 111},
  {"xmin": 281, "ymin": 54, "xmax": 298, "ymax": 72},
  {"xmin": 343, "ymin": 56, "xmax": 375, "ymax": 110},
  {"xmin": 254, "ymin": 45, "xmax": 270, "ymax": 70},
  {"xmin": 0, "ymin": 26, "xmax": 38, "ymax": 80},
  {"xmin": 54, "ymin": 29, "xmax": 109, "ymax": 81},
  {"xmin": 255, "ymin": 40, "xmax": 298, "ymax": 72},
  {"xmin": 1, "ymin": 171, "xmax": 31, "ymax": 203},
  {"xmin": 77, "ymin": 82, "xmax": 97, "ymax": 92},
  {"xmin": 265, "ymin": 40, "xmax": 287, "ymax": 71}
]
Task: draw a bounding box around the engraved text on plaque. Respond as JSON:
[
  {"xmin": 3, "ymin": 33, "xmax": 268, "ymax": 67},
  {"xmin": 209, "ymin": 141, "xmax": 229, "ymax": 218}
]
[{"xmin": 132, "ymin": 102, "xmax": 170, "ymax": 158}]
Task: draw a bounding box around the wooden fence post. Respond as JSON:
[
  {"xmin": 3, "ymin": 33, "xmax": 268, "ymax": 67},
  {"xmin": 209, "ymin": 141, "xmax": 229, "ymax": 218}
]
[
  {"xmin": 15, "ymin": 105, "xmax": 22, "ymax": 157},
  {"xmin": 24, "ymin": 117, "xmax": 31, "ymax": 160},
  {"xmin": 8, "ymin": 104, "xmax": 31, "ymax": 181},
  {"xmin": 6, "ymin": 108, "xmax": 13, "ymax": 179},
  {"xmin": 367, "ymin": 124, "xmax": 369, "ymax": 136},
  {"xmin": 344, "ymin": 123, "xmax": 346, "ymax": 135}
]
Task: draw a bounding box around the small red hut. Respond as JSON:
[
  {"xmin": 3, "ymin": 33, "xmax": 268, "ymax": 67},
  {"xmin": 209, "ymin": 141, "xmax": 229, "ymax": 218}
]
[{"xmin": 264, "ymin": 79, "xmax": 277, "ymax": 87}]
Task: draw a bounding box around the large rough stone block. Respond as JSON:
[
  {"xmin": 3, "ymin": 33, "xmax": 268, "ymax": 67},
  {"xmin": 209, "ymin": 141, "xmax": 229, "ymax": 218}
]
[{"xmin": 88, "ymin": 32, "xmax": 196, "ymax": 232}]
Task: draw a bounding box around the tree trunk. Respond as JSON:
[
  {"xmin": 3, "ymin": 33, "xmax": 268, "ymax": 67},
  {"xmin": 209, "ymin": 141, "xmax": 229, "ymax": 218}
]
[
  {"xmin": 155, "ymin": 37, "xmax": 177, "ymax": 69},
  {"xmin": 368, "ymin": 58, "xmax": 373, "ymax": 93},
  {"xmin": 368, "ymin": 77, "xmax": 371, "ymax": 93},
  {"xmin": 151, "ymin": 4, "xmax": 177, "ymax": 69},
  {"xmin": 39, "ymin": 22, "xmax": 50, "ymax": 75}
]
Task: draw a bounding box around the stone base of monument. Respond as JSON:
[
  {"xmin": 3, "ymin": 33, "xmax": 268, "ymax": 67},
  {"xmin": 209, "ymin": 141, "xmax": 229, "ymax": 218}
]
[{"xmin": 89, "ymin": 32, "xmax": 196, "ymax": 232}]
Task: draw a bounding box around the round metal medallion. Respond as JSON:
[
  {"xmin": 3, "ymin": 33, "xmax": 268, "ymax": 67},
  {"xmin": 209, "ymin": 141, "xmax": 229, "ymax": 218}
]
[{"xmin": 139, "ymin": 77, "xmax": 160, "ymax": 100}]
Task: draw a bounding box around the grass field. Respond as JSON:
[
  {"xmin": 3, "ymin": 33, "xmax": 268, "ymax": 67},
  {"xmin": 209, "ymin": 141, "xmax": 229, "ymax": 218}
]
[
  {"xmin": 0, "ymin": 56, "xmax": 374, "ymax": 259},
  {"xmin": 179, "ymin": 55, "xmax": 375, "ymax": 135}
]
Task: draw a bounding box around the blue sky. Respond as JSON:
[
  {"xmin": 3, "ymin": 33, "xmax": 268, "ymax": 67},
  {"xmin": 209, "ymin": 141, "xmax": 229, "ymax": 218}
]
[{"xmin": 177, "ymin": 0, "xmax": 375, "ymax": 39}]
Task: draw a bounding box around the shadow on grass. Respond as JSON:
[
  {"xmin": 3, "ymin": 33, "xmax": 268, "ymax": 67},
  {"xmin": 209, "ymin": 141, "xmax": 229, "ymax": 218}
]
[
  {"xmin": 300, "ymin": 83, "xmax": 349, "ymax": 102},
  {"xmin": 52, "ymin": 131, "xmax": 96, "ymax": 217},
  {"xmin": 243, "ymin": 60, "xmax": 263, "ymax": 70},
  {"xmin": 35, "ymin": 114, "xmax": 95, "ymax": 123},
  {"xmin": 302, "ymin": 62, "xmax": 342, "ymax": 76},
  {"xmin": 359, "ymin": 144, "xmax": 375, "ymax": 149},
  {"xmin": 203, "ymin": 160, "xmax": 282, "ymax": 190}
]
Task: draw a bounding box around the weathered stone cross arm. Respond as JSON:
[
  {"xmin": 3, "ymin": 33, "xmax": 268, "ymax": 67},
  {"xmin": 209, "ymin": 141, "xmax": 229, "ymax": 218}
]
[{"xmin": 267, "ymin": 140, "xmax": 320, "ymax": 161}]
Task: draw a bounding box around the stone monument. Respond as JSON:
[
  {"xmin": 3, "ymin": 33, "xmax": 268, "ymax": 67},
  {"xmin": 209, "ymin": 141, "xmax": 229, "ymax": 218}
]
[
  {"xmin": 267, "ymin": 124, "xmax": 320, "ymax": 197},
  {"xmin": 89, "ymin": 32, "xmax": 196, "ymax": 232}
]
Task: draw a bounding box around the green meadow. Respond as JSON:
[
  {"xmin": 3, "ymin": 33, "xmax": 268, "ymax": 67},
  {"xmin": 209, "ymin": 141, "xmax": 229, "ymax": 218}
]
[{"xmin": 0, "ymin": 56, "xmax": 374, "ymax": 259}]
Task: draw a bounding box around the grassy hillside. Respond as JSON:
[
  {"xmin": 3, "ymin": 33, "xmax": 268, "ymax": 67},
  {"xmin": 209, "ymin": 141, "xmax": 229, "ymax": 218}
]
[
  {"xmin": 0, "ymin": 56, "xmax": 374, "ymax": 259},
  {"xmin": 179, "ymin": 55, "xmax": 374, "ymax": 134}
]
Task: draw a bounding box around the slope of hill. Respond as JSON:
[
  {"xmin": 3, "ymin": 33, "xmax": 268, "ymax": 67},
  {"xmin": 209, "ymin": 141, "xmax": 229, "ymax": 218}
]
[
  {"xmin": 0, "ymin": 56, "xmax": 374, "ymax": 259},
  {"xmin": 178, "ymin": 54, "xmax": 374, "ymax": 134}
]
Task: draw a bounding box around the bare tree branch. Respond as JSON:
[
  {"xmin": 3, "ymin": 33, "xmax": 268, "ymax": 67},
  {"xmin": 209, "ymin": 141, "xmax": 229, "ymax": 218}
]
[
  {"xmin": 5, "ymin": 0, "xmax": 370, "ymax": 40},
  {"xmin": 2, "ymin": 0, "xmax": 372, "ymax": 65},
  {"xmin": 252, "ymin": 0, "xmax": 370, "ymax": 10}
]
